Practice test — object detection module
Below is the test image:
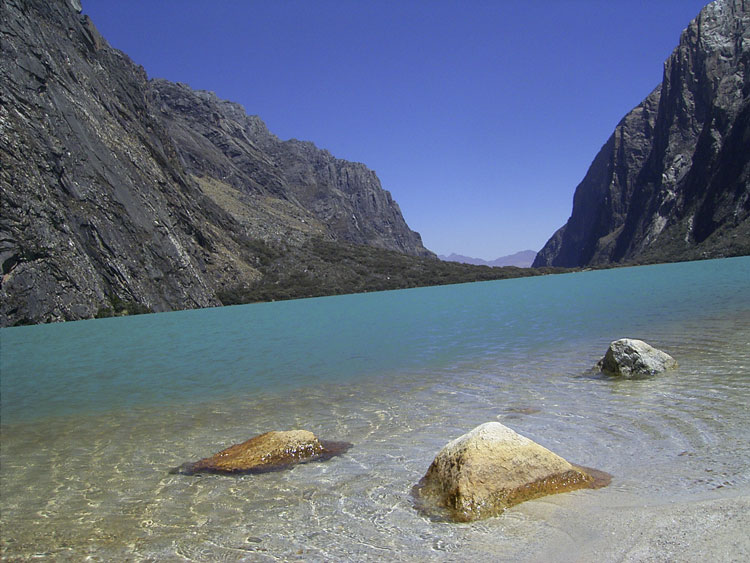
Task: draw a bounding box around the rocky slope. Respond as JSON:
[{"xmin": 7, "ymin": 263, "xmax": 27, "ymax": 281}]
[
  {"xmin": 149, "ymin": 80, "xmax": 431, "ymax": 257},
  {"xmin": 0, "ymin": 0, "xmax": 434, "ymax": 326},
  {"xmin": 534, "ymin": 0, "xmax": 750, "ymax": 268}
]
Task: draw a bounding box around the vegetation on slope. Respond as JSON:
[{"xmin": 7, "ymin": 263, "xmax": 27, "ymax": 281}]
[{"xmin": 217, "ymin": 238, "xmax": 572, "ymax": 306}]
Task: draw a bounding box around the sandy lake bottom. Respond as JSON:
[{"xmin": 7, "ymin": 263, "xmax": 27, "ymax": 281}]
[{"xmin": 2, "ymin": 310, "xmax": 750, "ymax": 561}]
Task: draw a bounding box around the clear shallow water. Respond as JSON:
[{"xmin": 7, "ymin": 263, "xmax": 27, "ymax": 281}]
[{"xmin": 1, "ymin": 257, "xmax": 749, "ymax": 561}]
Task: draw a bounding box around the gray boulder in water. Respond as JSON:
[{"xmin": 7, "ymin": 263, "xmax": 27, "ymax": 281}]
[{"xmin": 597, "ymin": 338, "xmax": 678, "ymax": 377}]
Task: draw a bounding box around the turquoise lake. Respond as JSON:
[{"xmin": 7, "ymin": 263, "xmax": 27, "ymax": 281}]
[{"xmin": 1, "ymin": 257, "xmax": 749, "ymax": 561}]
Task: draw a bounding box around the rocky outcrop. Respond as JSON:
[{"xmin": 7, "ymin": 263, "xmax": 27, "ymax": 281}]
[
  {"xmin": 0, "ymin": 0, "xmax": 272, "ymax": 324},
  {"xmin": 171, "ymin": 430, "xmax": 351, "ymax": 475},
  {"xmin": 534, "ymin": 0, "xmax": 750, "ymax": 268},
  {"xmin": 414, "ymin": 422, "xmax": 608, "ymax": 522},
  {"xmin": 0, "ymin": 0, "xmax": 431, "ymax": 326},
  {"xmin": 598, "ymin": 338, "xmax": 678, "ymax": 377}
]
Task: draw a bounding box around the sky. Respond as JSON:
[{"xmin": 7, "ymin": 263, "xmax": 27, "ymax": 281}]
[{"xmin": 83, "ymin": 0, "xmax": 710, "ymax": 260}]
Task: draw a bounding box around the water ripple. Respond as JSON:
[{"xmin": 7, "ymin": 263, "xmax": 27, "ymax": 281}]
[{"xmin": 2, "ymin": 259, "xmax": 750, "ymax": 560}]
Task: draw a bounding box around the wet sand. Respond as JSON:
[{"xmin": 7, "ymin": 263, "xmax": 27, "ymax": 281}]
[{"xmin": 530, "ymin": 489, "xmax": 750, "ymax": 562}]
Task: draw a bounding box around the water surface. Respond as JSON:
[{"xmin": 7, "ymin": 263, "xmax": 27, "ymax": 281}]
[{"xmin": 2, "ymin": 257, "xmax": 749, "ymax": 561}]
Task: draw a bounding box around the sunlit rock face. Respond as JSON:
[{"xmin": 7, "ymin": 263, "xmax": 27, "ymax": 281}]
[
  {"xmin": 534, "ymin": 0, "xmax": 750, "ymax": 268},
  {"xmin": 597, "ymin": 338, "xmax": 678, "ymax": 378},
  {"xmin": 172, "ymin": 430, "xmax": 352, "ymax": 475},
  {"xmin": 414, "ymin": 422, "xmax": 609, "ymax": 522}
]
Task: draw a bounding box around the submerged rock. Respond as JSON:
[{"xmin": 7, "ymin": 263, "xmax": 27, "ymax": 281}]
[
  {"xmin": 414, "ymin": 422, "xmax": 609, "ymax": 522},
  {"xmin": 597, "ymin": 338, "xmax": 678, "ymax": 377},
  {"xmin": 171, "ymin": 430, "xmax": 351, "ymax": 475}
]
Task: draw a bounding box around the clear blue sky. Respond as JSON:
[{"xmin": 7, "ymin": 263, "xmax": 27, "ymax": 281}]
[{"xmin": 84, "ymin": 0, "xmax": 709, "ymax": 260}]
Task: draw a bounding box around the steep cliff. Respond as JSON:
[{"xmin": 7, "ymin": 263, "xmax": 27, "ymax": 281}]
[
  {"xmin": 534, "ymin": 0, "xmax": 750, "ymax": 268},
  {"xmin": 1, "ymin": 0, "xmax": 265, "ymax": 324},
  {"xmin": 0, "ymin": 0, "xmax": 432, "ymax": 326}
]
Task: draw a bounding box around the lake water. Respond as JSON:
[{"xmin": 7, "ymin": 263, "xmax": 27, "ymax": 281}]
[{"xmin": 1, "ymin": 257, "xmax": 749, "ymax": 561}]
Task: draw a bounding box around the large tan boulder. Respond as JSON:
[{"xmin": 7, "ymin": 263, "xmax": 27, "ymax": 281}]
[
  {"xmin": 597, "ymin": 338, "xmax": 678, "ymax": 377},
  {"xmin": 414, "ymin": 422, "xmax": 608, "ymax": 522},
  {"xmin": 172, "ymin": 430, "xmax": 351, "ymax": 475}
]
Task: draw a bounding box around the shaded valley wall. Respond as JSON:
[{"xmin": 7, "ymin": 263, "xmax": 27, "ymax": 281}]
[{"xmin": 534, "ymin": 0, "xmax": 750, "ymax": 268}]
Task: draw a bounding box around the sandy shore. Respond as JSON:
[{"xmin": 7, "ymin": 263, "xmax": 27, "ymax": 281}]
[{"xmin": 527, "ymin": 488, "xmax": 750, "ymax": 562}]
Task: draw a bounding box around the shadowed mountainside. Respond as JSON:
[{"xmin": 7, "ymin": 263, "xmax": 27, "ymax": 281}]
[{"xmin": 534, "ymin": 0, "xmax": 750, "ymax": 268}]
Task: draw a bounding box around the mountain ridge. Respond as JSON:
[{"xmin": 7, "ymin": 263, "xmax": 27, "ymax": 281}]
[
  {"xmin": 438, "ymin": 250, "xmax": 537, "ymax": 268},
  {"xmin": 0, "ymin": 0, "xmax": 434, "ymax": 326},
  {"xmin": 148, "ymin": 79, "xmax": 432, "ymax": 257},
  {"xmin": 1, "ymin": 0, "xmax": 557, "ymax": 327}
]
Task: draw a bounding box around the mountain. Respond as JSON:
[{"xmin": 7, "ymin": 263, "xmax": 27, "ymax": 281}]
[
  {"xmin": 1, "ymin": 0, "xmax": 558, "ymax": 327},
  {"xmin": 147, "ymin": 79, "xmax": 432, "ymax": 257},
  {"xmin": 0, "ymin": 0, "xmax": 431, "ymax": 326},
  {"xmin": 534, "ymin": 0, "xmax": 750, "ymax": 268},
  {"xmin": 439, "ymin": 250, "xmax": 537, "ymax": 268}
]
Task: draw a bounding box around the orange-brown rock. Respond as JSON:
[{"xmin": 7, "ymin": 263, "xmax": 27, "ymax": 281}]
[
  {"xmin": 172, "ymin": 430, "xmax": 351, "ymax": 475},
  {"xmin": 414, "ymin": 422, "xmax": 609, "ymax": 522}
]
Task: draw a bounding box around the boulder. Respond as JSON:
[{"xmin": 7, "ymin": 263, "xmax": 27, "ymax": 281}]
[
  {"xmin": 171, "ymin": 430, "xmax": 351, "ymax": 475},
  {"xmin": 597, "ymin": 338, "xmax": 678, "ymax": 377},
  {"xmin": 414, "ymin": 422, "xmax": 608, "ymax": 522}
]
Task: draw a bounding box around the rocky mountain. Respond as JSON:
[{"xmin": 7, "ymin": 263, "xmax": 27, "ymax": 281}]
[
  {"xmin": 439, "ymin": 250, "xmax": 537, "ymax": 268},
  {"xmin": 0, "ymin": 0, "xmax": 442, "ymax": 326},
  {"xmin": 534, "ymin": 0, "xmax": 750, "ymax": 268},
  {"xmin": 148, "ymin": 79, "xmax": 432, "ymax": 257}
]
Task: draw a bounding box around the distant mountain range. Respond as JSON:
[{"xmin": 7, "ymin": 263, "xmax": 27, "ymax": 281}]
[
  {"xmin": 534, "ymin": 0, "xmax": 749, "ymax": 268},
  {"xmin": 439, "ymin": 250, "xmax": 537, "ymax": 268}
]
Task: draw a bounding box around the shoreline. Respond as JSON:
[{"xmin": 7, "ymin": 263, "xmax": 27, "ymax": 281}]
[{"xmin": 529, "ymin": 488, "xmax": 750, "ymax": 562}]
